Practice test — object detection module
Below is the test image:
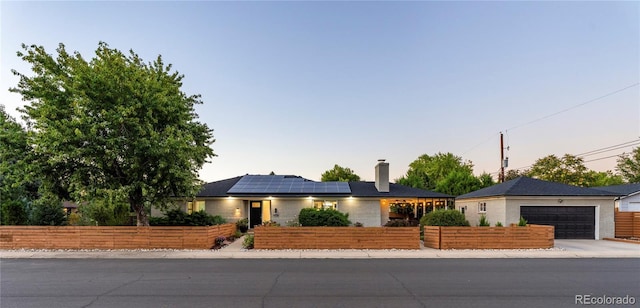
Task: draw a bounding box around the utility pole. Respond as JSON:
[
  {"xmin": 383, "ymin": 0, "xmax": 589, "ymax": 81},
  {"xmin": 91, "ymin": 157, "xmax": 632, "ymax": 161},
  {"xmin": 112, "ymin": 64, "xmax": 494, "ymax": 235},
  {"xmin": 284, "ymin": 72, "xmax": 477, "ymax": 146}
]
[{"xmin": 499, "ymin": 132, "xmax": 505, "ymax": 183}]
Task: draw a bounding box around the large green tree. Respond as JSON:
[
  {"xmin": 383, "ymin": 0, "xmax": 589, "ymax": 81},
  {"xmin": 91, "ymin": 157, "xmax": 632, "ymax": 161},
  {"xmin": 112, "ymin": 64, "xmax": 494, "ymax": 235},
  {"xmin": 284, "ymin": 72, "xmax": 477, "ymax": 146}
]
[
  {"xmin": 10, "ymin": 42, "xmax": 215, "ymax": 226},
  {"xmin": 321, "ymin": 164, "xmax": 361, "ymax": 182},
  {"xmin": 0, "ymin": 105, "xmax": 37, "ymax": 225},
  {"xmin": 395, "ymin": 152, "xmax": 474, "ymax": 191},
  {"xmin": 527, "ymin": 154, "xmax": 591, "ymax": 186},
  {"xmin": 616, "ymin": 147, "xmax": 640, "ymax": 183}
]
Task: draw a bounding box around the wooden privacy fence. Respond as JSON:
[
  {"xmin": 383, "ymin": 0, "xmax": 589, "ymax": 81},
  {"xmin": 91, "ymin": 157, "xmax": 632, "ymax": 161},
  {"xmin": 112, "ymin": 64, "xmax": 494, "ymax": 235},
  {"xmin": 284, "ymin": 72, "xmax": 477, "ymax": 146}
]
[
  {"xmin": 0, "ymin": 224, "xmax": 236, "ymax": 250},
  {"xmin": 254, "ymin": 227, "xmax": 420, "ymax": 249},
  {"xmin": 615, "ymin": 211, "xmax": 640, "ymax": 238},
  {"xmin": 423, "ymin": 225, "xmax": 554, "ymax": 249}
]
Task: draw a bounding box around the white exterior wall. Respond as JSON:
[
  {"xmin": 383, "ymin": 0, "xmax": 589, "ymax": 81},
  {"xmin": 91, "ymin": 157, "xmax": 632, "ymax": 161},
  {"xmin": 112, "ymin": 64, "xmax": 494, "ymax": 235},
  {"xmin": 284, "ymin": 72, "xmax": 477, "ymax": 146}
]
[
  {"xmin": 618, "ymin": 193, "xmax": 640, "ymax": 212},
  {"xmin": 456, "ymin": 197, "xmax": 507, "ymax": 226},
  {"xmin": 204, "ymin": 198, "xmax": 246, "ymax": 223},
  {"xmin": 339, "ymin": 198, "xmax": 382, "ymax": 227},
  {"xmin": 163, "ymin": 196, "xmax": 384, "ymax": 227},
  {"xmin": 505, "ymin": 196, "xmax": 616, "ymax": 239}
]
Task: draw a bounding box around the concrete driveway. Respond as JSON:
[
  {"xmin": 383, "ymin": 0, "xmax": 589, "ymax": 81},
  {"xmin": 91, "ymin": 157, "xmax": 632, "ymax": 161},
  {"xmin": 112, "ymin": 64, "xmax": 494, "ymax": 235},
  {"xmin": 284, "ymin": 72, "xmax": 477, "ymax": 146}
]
[{"xmin": 554, "ymin": 239, "xmax": 640, "ymax": 252}]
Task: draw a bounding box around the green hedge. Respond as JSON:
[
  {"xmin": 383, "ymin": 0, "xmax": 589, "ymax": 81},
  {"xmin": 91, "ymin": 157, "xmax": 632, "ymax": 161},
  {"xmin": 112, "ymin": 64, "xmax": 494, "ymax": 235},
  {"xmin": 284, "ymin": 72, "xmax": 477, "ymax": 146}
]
[
  {"xmin": 298, "ymin": 208, "xmax": 351, "ymax": 226},
  {"xmin": 150, "ymin": 209, "xmax": 226, "ymax": 226},
  {"xmin": 419, "ymin": 209, "xmax": 469, "ymax": 227}
]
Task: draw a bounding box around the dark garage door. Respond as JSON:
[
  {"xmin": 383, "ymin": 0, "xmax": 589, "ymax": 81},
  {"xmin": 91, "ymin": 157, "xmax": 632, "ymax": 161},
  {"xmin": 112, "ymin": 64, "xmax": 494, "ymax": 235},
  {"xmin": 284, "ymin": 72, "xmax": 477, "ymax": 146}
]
[{"xmin": 520, "ymin": 206, "xmax": 595, "ymax": 239}]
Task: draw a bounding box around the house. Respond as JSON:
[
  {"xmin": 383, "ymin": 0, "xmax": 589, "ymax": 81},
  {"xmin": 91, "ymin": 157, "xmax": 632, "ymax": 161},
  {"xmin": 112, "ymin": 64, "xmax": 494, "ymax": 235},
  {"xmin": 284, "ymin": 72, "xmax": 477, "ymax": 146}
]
[
  {"xmin": 594, "ymin": 183, "xmax": 640, "ymax": 212},
  {"xmin": 455, "ymin": 177, "xmax": 620, "ymax": 239},
  {"xmin": 162, "ymin": 160, "xmax": 453, "ymax": 227}
]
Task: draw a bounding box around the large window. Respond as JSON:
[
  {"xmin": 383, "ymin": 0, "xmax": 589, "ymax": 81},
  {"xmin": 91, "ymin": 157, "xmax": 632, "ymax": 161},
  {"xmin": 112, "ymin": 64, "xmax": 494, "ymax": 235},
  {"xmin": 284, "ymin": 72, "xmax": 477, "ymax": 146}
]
[
  {"xmin": 314, "ymin": 200, "xmax": 337, "ymax": 210},
  {"xmin": 187, "ymin": 201, "xmax": 205, "ymax": 214}
]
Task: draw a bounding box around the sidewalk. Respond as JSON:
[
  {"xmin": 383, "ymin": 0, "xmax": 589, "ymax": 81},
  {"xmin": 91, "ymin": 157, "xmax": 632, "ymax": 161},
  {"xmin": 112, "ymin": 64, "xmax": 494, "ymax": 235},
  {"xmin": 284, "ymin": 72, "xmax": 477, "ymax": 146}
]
[{"xmin": 1, "ymin": 239, "xmax": 638, "ymax": 259}]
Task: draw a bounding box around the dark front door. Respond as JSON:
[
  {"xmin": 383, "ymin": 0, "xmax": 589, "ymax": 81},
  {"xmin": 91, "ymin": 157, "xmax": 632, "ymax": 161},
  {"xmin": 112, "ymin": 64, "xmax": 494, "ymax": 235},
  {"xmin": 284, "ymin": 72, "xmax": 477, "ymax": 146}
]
[
  {"xmin": 520, "ymin": 206, "xmax": 595, "ymax": 239},
  {"xmin": 250, "ymin": 201, "xmax": 262, "ymax": 228}
]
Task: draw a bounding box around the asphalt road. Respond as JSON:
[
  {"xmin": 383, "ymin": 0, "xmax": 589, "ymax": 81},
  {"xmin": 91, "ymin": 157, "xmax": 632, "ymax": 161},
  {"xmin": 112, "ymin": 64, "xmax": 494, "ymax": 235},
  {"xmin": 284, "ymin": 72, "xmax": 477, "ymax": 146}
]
[{"xmin": 1, "ymin": 259, "xmax": 638, "ymax": 308}]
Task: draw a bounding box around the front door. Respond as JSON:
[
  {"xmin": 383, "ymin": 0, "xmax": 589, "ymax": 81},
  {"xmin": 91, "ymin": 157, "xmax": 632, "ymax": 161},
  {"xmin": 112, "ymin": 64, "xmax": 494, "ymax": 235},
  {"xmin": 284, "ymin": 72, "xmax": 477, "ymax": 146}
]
[{"xmin": 250, "ymin": 201, "xmax": 262, "ymax": 228}]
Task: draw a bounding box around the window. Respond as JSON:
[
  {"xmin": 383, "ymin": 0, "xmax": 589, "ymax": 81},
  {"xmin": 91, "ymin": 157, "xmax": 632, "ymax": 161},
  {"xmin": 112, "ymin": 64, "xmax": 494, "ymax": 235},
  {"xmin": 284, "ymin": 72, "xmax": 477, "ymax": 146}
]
[
  {"xmin": 314, "ymin": 200, "xmax": 337, "ymax": 210},
  {"xmin": 187, "ymin": 201, "xmax": 206, "ymax": 214},
  {"xmin": 435, "ymin": 200, "xmax": 446, "ymax": 210},
  {"xmin": 478, "ymin": 202, "xmax": 487, "ymax": 213}
]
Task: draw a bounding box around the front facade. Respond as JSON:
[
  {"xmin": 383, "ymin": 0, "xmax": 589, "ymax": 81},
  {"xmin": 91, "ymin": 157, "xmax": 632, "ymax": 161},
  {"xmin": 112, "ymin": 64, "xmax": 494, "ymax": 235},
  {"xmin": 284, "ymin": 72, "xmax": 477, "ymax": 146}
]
[
  {"xmin": 161, "ymin": 161, "xmax": 454, "ymax": 227},
  {"xmin": 456, "ymin": 177, "xmax": 619, "ymax": 239}
]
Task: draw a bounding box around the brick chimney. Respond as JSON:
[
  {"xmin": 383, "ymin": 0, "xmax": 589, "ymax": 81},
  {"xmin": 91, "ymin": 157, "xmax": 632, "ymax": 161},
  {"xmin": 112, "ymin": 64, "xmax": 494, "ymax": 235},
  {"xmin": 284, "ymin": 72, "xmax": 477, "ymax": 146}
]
[{"xmin": 375, "ymin": 159, "xmax": 389, "ymax": 193}]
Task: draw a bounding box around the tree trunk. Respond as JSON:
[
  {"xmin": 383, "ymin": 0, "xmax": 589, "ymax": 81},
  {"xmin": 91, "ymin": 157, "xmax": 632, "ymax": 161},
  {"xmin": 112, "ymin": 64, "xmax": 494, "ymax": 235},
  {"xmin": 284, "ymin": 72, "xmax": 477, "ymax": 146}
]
[{"xmin": 134, "ymin": 204, "xmax": 149, "ymax": 226}]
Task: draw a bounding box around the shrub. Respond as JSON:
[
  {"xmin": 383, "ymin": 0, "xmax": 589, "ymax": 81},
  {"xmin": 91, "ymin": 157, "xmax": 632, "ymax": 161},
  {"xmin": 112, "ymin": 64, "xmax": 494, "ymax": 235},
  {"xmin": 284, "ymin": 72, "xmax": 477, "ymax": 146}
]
[
  {"xmin": 298, "ymin": 208, "xmax": 351, "ymax": 227},
  {"xmin": 495, "ymin": 221, "xmax": 503, "ymax": 227},
  {"xmin": 353, "ymin": 222, "xmax": 364, "ymax": 227},
  {"xmin": 30, "ymin": 197, "xmax": 67, "ymax": 226},
  {"xmin": 233, "ymin": 230, "xmax": 243, "ymax": 239},
  {"xmin": 215, "ymin": 236, "xmax": 226, "ymax": 247},
  {"xmin": 285, "ymin": 219, "xmax": 301, "ymax": 227},
  {"xmin": 261, "ymin": 220, "xmax": 280, "ymax": 227},
  {"xmin": 1, "ymin": 200, "xmax": 29, "ymax": 225},
  {"xmin": 236, "ymin": 218, "xmax": 249, "ymax": 233},
  {"xmin": 150, "ymin": 209, "xmax": 226, "ymax": 226},
  {"xmin": 385, "ymin": 219, "xmax": 418, "ymax": 227},
  {"xmin": 518, "ymin": 216, "xmax": 528, "ymax": 227},
  {"xmin": 242, "ymin": 234, "xmax": 254, "ymax": 249},
  {"xmin": 478, "ymin": 214, "xmax": 490, "ymax": 227},
  {"xmin": 419, "ymin": 209, "xmax": 469, "ymax": 227}
]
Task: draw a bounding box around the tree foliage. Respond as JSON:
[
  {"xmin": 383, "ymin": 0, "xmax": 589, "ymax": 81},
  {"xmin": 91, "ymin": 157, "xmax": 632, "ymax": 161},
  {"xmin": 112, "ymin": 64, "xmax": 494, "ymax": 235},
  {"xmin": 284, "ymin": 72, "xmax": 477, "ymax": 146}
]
[
  {"xmin": 527, "ymin": 154, "xmax": 623, "ymax": 187},
  {"xmin": 527, "ymin": 154, "xmax": 591, "ymax": 186},
  {"xmin": 395, "ymin": 152, "xmax": 490, "ymax": 195},
  {"xmin": 435, "ymin": 170, "xmax": 482, "ymax": 196},
  {"xmin": 504, "ymin": 169, "xmax": 527, "ymax": 182},
  {"xmin": 30, "ymin": 195, "xmax": 66, "ymax": 226},
  {"xmin": 396, "ymin": 153, "xmax": 474, "ymax": 190},
  {"xmin": 321, "ymin": 164, "xmax": 361, "ymax": 182},
  {"xmin": 0, "ymin": 105, "xmax": 38, "ymax": 225},
  {"xmin": 10, "ymin": 42, "xmax": 215, "ymax": 226},
  {"xmin": 617, "ymin": 147, "xmax": 640, "ymax": 183}
]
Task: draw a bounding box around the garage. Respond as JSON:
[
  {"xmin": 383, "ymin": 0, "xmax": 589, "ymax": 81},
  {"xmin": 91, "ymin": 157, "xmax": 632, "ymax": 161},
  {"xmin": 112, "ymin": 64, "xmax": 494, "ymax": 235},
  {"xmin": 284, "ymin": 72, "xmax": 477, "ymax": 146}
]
[{"xmin": 520, "ymin": 206, "xmax": 595, "ymax": 239}]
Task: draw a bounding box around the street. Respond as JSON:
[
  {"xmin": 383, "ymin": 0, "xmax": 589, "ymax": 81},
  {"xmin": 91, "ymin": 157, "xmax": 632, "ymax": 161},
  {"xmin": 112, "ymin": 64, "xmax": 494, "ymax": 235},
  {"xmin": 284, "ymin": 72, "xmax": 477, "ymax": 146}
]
[{"xmin": 1, "ymin": 258, "xmax": 638, "ymax": 307}]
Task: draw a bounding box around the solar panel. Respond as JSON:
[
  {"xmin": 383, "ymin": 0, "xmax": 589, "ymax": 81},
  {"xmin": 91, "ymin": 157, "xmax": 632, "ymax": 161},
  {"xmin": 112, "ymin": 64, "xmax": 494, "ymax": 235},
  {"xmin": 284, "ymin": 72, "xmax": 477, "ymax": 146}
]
[{"xmin": 227, "ymin": 175, "xmax": 351, "ymax": 194}]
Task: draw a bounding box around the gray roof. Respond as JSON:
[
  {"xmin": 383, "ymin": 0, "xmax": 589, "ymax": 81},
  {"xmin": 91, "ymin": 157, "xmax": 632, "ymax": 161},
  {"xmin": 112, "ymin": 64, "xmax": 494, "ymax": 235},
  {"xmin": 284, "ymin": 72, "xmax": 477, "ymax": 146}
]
[
  {"xmin": 348, "ymin": 181, "xmax": 453, "ymax": 198},
  {"xmin": 593, "ymin": 183, "xmax": 640, "ymax": 196},
  {"xmin": 196, "ymin": 175, "xmax": 452, "ymax": 199},
  {"xmin": 456, "ymin": 177, "xmax": 620, "ymax": 200}
]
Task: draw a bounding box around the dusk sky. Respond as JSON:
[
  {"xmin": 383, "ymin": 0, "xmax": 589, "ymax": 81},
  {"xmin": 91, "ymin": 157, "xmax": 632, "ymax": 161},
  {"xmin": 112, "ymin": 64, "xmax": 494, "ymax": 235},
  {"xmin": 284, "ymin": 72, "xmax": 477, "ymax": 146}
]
[{"xmin": 1, "ymin": 1, "xmax": 638, "ymax": 183}]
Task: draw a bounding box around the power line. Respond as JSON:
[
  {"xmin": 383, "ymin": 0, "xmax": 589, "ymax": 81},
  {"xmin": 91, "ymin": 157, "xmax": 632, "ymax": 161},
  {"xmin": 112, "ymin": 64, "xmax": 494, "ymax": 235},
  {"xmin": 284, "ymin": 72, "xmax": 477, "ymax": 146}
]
[
  {"xmin": 584, "ymin": 154, "xmax": 623, "ymax": 163},
  {"xmin": 506, "ymin": 82, "xmax": 639, "ymax": 132},
  {"xmin": 578, "ymin": 142, "xmax": 640, "ymax": 158},
  {"xmin": 575, "ymin": 139, "xmax": 640, "ymax": 157}
]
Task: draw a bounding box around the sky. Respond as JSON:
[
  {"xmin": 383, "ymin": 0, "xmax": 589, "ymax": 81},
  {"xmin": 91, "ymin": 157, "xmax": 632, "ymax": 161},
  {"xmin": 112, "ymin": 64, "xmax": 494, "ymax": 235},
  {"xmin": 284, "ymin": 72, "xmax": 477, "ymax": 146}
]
[{"xmin": 1, "ymin": 1, "xmax": 639, "ymax": 183}]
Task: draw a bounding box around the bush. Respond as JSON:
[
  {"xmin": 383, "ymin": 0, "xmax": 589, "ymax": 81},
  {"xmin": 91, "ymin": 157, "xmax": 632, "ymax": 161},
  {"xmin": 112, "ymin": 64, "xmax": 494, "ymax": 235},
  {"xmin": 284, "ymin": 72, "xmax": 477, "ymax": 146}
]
[
  {"xmin": 518, "ymin": 216, "xmax": 528, "ymax": 227},
  {"xmin": 419, "ymin": 209, "xmax": 469, "ymax": 227},
  {"xmin": 261, "ymin": 220, "xmax": 280, "ymax": 227},
  {"xmin": 385, "ymin": 219, "xmax": 418, "ymax": 227},
  {"xmin": 242, "ymin": 234, "xmax": 254, "ymax": 249},
  {"xmin": 31, "ymin": 200, "xmax": 67, "ymax": 226},
  {"xmin": 285, "ymin": 219, "xmax": 301, "ymax": 227},
  {"xmin": 1, "ymin": 200, "xmax": 29, "ymax": 225},
  {"xmin": 236, "ymin": 218, "xmax": 249, "ymax": 233},
  {"xmin": 298, "ymin": 208, "xmax": 351, "ymax": 227},
  {"xmin": 151, "ymin": 209, "xmax": 226, "ymax": 226},
  {"xmin": 353, "ymin": 222, "xmax": 364, "ymax": 227},
  {"xmin": 478, "ymin": 214, "xmax": 490, "ymax": 227},
  {"xmin": 215, "ymin": 236, "xmax": 226, "ymax": 247},
  {"xmin": 495, "ymin": 221, "xmax": 503, "ymax": 227}
]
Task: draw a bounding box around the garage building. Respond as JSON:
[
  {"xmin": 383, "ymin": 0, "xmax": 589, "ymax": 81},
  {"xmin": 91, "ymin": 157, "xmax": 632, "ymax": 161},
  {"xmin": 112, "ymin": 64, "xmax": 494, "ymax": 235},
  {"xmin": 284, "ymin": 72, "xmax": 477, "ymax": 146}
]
[{"xmin": 456, "ymin": 177, "xmax": 619, "ymax": 239}]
